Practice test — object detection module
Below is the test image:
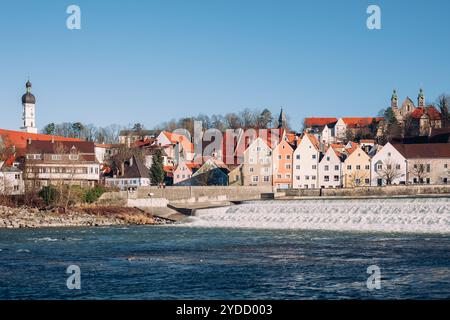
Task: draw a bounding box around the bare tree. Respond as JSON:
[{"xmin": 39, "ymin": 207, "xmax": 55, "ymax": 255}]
[
  {"xmin": 376, "ymin": 158, "xmax": 403, "ymax": 185},
  {"xmin": 408, "ymin": 160, "xmax": 431, "ymax": 184},
  {"xmin": 346, "ymin": 170, "xmax": 369, "ymax": 188}
]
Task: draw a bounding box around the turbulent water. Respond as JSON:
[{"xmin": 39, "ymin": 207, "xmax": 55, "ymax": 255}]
[
  {"xmin": 188, "ymin": 197, "xmax": 450, "ymax": 233},
  {"xmin": 1, "ymin": 197, "xmax": 450, "ymax": 299}
]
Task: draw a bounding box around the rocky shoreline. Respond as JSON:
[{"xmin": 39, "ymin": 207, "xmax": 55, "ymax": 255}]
[{"xmin": 0, "ymin": 206, "xmax": 170, "ymax": 229}]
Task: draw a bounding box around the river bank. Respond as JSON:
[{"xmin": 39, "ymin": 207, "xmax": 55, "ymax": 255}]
[{"xmin": 0, "ymin": 206, "xmax": 171, "ymax": 229}]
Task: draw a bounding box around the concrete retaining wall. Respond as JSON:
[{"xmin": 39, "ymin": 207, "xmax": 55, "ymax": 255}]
[
  {"xmin": 127, "ymin": 198, "xmax": 169, "ymax": 208},
  {"xmin": 99, "ymin": 186, "xmax": 273, "ymax": 204},
  {"xmin": 283, "ymin": 184, "xmax": 450, "ymax": 197}
]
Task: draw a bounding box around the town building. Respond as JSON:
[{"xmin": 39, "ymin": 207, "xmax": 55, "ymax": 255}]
[
  {"xmin": 392, "ymin": 143, "xmax": 450, "ymax": 185},
  {"xmin": 105, "ymin": 155, "xmax": 150, "ymax": 191},
  {"xmin": 370, "ymin": 142, "xmax": 407, "ymax": 186},
  {"xmin": 118, "ymin": 129, "xmax": 159, "ymax": 147},
  {"xmin": 272, "ymin": 140, "xmax": 293, "ymax": 189},
  {"xmin": 24, "ymin": 140, "xmax": 100, "ymax": 190},
  {"xmin": 173, "ymin": 160, "xmax": 200, "ymax": 185},
  {"xmin": 292, "ymin": 134, "xmax": 320, "ymax": 189},
  {"xmin": 342, "ymin": 145, "xmax": 371, "ymax": 188},
  {"xmin": 318, "ymin": 145, "xmax": 345, "ymax": 188},
  {"xmin": 242, "ymin": 137, "xmax": 273, "ymax": 186},
  {"xmin": 0, "ymin": 160, "xmax": 24, "ymax": 195}
]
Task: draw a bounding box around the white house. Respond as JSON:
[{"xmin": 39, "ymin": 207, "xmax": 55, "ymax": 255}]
[
  {"xmin": 0, "ymin": 161, "xmax": 25, "ymax": 195},
  {"xmin": 371, "ymin": 142, "xmax": 407, "ymax": 186},
  {"xmin": 242, "ymin": 137, "xmax": 273, "ymax": 186},
  {"xmin": 105, "ymin": 156, "xmax": 150, "ymax": 191},
  {"xmin": 318, "ymin": 146, "xmax": 344, "ymax": 188},
  {"xmin": 293, "ymin": 134, "xmax": 320, "ymax": 189}
]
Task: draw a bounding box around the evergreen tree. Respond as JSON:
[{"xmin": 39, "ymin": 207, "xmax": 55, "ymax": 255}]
[{"xmin": 149, "ymin": 149, "xmax": 165, "ymax": 185}]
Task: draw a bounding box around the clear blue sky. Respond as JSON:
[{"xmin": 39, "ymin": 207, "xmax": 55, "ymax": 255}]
[{"xmin": 0, "ymin": 0, "xmax": 449, "ymax": 131}]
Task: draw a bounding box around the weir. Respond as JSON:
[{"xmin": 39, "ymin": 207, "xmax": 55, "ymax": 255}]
[{"xmin": 186, "ymin": 197, "xmax": 450, "ymax": 233}]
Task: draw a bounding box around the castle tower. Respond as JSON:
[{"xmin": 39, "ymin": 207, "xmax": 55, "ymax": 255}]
[
  {"xmin": 418, "ymin": 88, "xmax": 425, "ymax": 107},
  {"xmin": 21, "ymin": 80, "xmax": 37, "ymax": 134},
  {"xmin": 391, "ymin": 89, "xmax": 398, "ymax": 109},
  {"xmin": 278, "ymin": 107, "xmax": 287, "ymax": 129}
]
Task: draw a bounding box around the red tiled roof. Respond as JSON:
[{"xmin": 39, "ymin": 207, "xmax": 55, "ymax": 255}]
[
  {"xmin": 0, "ymin": 129, "xmax": 82, "ymax": 155},
  {"xmin": 411, "ymin": 106, "xmax": 441, "ymax": 120},
  {"xmin": 342, "ymin": 117, "xmax": 383, "ymax": 127},
  {"xmin": 304, "ymin": 118, "xmax": 338, "ymax": 127},
  {"xmin": 393, "ymin": 143, "xmax": 450, "ymax": 159}
]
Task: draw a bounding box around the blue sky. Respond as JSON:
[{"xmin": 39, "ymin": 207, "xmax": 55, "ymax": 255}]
[{"xmin": 0, "ymin": 0, "xmax": 449, "ymax": 131}]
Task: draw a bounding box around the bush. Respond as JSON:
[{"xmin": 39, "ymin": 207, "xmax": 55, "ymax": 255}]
[
  {"xmin": 38, "ymin": 186, "xmax": 60, "ymax": 206},
  {"xmin": 83, "ymin": 186, "xmax": 105, "ymax": 204}
]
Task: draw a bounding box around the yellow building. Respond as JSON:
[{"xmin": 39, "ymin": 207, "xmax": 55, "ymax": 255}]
[{"xmin": 343, "ymin": 146, "xmax": 371, "ymax": 188}]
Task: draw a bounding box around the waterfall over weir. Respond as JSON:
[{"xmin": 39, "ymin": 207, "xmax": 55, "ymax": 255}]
[{"xmin": 185, "ymin": 197, "xmax": 450, "ymax": 233}]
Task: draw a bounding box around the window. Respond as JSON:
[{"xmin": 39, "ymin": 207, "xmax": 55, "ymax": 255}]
[
  {"xmin": 69, "ymin": 155, "xmax": 79, "ymax": 161},
  {"xmin": 252, "ymin": 176, "xmax": 259, "ymax": 182},
  {"xmin": 263, "ymin": 176, "xmax": 270, "ymax": 182},
  {"xmin": 277, "ymin": 174, "xmax": 282, "ymax": 179},
  {"xmin": 355, "ymin": 179, "xmax": 361, "ymax": 185},
  {"xmin": 377, "ymin": 164, "xmax": 382, "ymax": 170},
  {"xmin": 249, "ymin": 167, "xmax": 254, "ymax": 173},
  {"xmin": 286, "ymin": 155, "xmax": 291, "ymax": 160},
  {"xmin": 312, "ymin": 155, "xmax": 317, "ymax": 159},
  {"xmin": 296, "ymin": 176, "xmax": 300, "ymax": 180},
  {"xmin": 305, "ymin": 175, "xmax": 310, "ymax": 180},
  {"xmin": 14, "ymin": 174, "xmax": 20, "ymax": 180},
  {"xmin": 14, "ymin": 185, "xmax": 19, "ymax": 191},
  {"xmin": 335, "ymin": 165, "xmax": 339, "ymax": 171},
  {"xmin": 278, "ymin": 155, "xmax": 282, "ymax": 160},
  {"xmin": 285, "ymin": 164, "xmax": 291, "ymax": 169},
  {"xmin": 286, "ymin": 174, "xmax": 291, "ymax": 179},
  {"xmin": 445, "ymin": 164, "xmax": 448, "ymax": 169},
  {"xmin": 52, "ymin": 155, "xmax": 62, "ymax": 161},
  {"xmin": 334, "ymin": 175, "xmax": 339, "ymax": 182},
  {"xmin": 312, "ymin": 175, "xmax": 316, "ymax": 180},
  {"xmin": 365, "ymin": 165, "xmax": 370, "ymax": 170},
  {"xmin": 347, "ymin": 165, "xmax": 352, "ymax": 170},
  {"xmin": 388, "ymin": 152, "xmax": 392, "ymax": 157},
  {"xmin": 356, "ymin": 165, "xmax": 361, "ymax": 170},
  {"xmin": 324, "ymin": 165, "xmax": 329, "ymax": 171},
  {"xmin": 326, "ymin": 157, "xmax": 330, "ymax": 161},
  {"xmin": 296, "ymin": 165, "xmax": 300, "ymax": 170},
  {"xmin": 312, "ymin": 165, "xmax": 317, "ymax": 170},
  {"xmin": 426, "ymin": 164, "xmax": 431, "ymax": 173},
  {"xmin": 249, "ymin": 157, "xmax": 255, "ymax": 164},
  {"xmin": 365, "ymin": 179, "xmax": 370, "ymax": 184},
  {"xmin": 396, "ymin": 164, "xmax": 401, "ymax": 170},
  {"xmin": 296, "ymin": 155, "xmax": 300, "ymax": 160},
  {"xmin": 324, "ymin": 176, "xmax": 329, "ymax": 182}
]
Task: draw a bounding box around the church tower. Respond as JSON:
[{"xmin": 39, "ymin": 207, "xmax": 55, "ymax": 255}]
[
  {"xmin": 391, "ymin": 89, "xmax": 398, "ymax": 109},
  {"xmin": 21, "ymin": 80, "xmax": 37, "ymax": 134},
  {"xmin": 278, "ymin": 107, "xmax": 287, "ymax": 129},
  {"xmin": 418, "ymin": 88, "xmax": 425, "ymax": 107}
]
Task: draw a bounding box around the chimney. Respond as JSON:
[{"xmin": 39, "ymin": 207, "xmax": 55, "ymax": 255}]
[
  {"xmin": 27, "ymin": 138, "xmax": 32, "ymax": 145},
  {"xmin": 130, "ymin": 157, "xmax": 134, "ymax": 167},
  {"xmin": 51, "ymin": 136, "xmax": 55, "ymax": 144}
]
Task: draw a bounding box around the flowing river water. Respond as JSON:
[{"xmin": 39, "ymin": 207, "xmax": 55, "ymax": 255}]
[{"xmin": 1, "ymin": 197, "xmax": 449, "ymax": 299}]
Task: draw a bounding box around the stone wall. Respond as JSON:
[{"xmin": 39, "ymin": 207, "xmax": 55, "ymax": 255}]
[
  {"xmin": 100, "ymin": 186, "xmax": 273, "ymax": 204},
  {"xmin": 283, "ymin": 184, "xmax": 450, "ymax": 198}
]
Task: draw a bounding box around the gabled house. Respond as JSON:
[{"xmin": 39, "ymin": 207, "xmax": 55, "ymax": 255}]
[
  {"xmin": 173, "ymin": 160, "xmax": 200, "ymax": 185},
  {"xmin": 370, "ymin": 143, "xmax": 407, "ymax": 186},
  {"xmin": 105, "ymin": 155, "xmax": 150, "ymax": 191},
  {"xmin": 318, "ymin": 145, "xmax": 345, "ymax": 188},
  {"xmin": 156, "ymin": 131, "xmax": 194, "ymax": 163},
  {"xmin": 228, "ymin": 164, "xmax": 243, "ymax": 186},
  {"xmin": 191, "ymin": 158, "xmax": 230, "ymax": 186},
  {"xmin": 242, "ymin": 137, "xmax": 273, "ymax": 186},
  {"xmin": 272, "ymin": 140, "xmax": 293, "ymax": 189},
  {"xmin": 343, "ymin": 146, "xmax": 371, "ymax": 188},
  {"xmin": 292, "ymin": 134, "xmax": 320, "ymax": 189}
]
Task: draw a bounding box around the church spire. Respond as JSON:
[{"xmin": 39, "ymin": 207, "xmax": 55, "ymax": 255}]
[
  {"xmin": 391, "ymin": 89, "xmax": 398, "ymax": 109},
  {"xmin": 418, "ymin": 88, "xmax": 425, "ymax": 107},
  {"xmin": 278, "ymin": 107, "xmax": 287, "ymax": 129}
]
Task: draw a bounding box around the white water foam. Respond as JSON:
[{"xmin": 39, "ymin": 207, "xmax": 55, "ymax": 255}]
[{"xmin": 185, "ymin": 197, "xmax": 450, "ymax": 233}]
